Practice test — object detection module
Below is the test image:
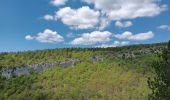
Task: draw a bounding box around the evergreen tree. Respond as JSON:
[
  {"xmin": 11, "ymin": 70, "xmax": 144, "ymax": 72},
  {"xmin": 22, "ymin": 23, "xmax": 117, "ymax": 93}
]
[{"xmin": 148, "ymin": 41, "xmax": 170, "ymax": 100}]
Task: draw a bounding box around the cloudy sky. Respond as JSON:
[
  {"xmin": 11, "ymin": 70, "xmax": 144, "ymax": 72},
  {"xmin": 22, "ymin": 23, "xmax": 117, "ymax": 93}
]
[{"xmin": 0, "ymin": 0, "xmax": 170, "ymax": 52}]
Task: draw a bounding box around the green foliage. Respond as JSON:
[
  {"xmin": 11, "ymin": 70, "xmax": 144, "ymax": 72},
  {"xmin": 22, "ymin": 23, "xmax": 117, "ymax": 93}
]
[
  {"xmin": 148, "ymin": 40, "xmax": 170, "ymax": 100},
  {"xmin": 0, "ymin": 55, "xmax": 157, "ymax": 100},
  {"xmin": 0, "ymin": 42, "xmax": 167, "ymax": 69},
  {"xmin": 0, "ymin": 42, "xmax": 168, "ymax": 99},
  {"xmin": 168, "ymin": 40, "xmax": 170, "ymax": 50}
]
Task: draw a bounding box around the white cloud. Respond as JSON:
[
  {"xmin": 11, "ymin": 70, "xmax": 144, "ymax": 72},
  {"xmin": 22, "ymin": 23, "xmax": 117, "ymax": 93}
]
[
  {"xmin": 71, "ymin": 31, "xmax": 112, "ymax": 45},
  {"xmin": 44, "ymin": 0, "xmax": 166, "ymax": 30},
  {"xmin": 115, "ymin": 21, "xmax": 133, "ymax": 28},
  {"xmin": 98, "ymin": 17, "xmax": 111, "ymax": 30},
  {"xmin": 25, "ymin": 29, "xmax": 64, "ymax": 43},
  {"xmin": 96, "ymin": 41, "xmax": 129, "ymax": 48},
  {"xmin": 114, "ymin": 31, "xmax": 154, "ymax": 41},
  {"xmin": 83, "ymin": 0, "xmax": 167, "ymax": 20},
  {"xmin": 96, "ymin": 44, "xmax": 116, "ymax": 48},
  {"xmin": 51, "ymin": 0, "xmax": 68, "ymax": 6},
  {"xmin": 25, "ymin": 35, "xmax": 34, "ymax": 40},
  {"xmin": 158, "ymin": 25, "xmax": 170, "ymax": 30},
  {"xmin": 43, "ymin": 14, "xmax": 54, "ymax": 21},
  {"xmin": 113, "ymin": 41, "xmax": 129, "ymax": 46},
  {"xmin": 56, "ymin": 6, "xmax": 100, "ymax": 29}
]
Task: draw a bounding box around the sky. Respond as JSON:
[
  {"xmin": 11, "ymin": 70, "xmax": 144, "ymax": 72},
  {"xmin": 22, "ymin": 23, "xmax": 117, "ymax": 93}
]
[{"xmin": 0, "ymin": 0, "xmax": 170, "ymax": 52}]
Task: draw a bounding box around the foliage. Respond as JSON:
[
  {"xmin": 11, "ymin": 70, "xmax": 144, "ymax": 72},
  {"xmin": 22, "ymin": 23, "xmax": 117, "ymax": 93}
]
[
  {"xmin": 0, "ymin": 55, "xmax": 158, "ymax": 100},
  {"xmin": 148, "ymin": 41, "xmax": 170, "ymax": 100},
  {"xmin": 0, "ymin": 42, "xmax": 168, "ymax": 99},
  {"xmin": 0, "ymin": 42, "xmax": 166, "ymax": 69}
]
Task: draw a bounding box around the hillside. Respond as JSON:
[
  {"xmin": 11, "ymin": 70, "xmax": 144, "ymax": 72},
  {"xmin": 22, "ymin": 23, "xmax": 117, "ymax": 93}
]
[
  {"xmin": 0, "ymin": 42, "xmax": 166, "ymax": 69},
  {"xmin": 0, "ymin": 42, "xmax": 167, "ymax": 100}
]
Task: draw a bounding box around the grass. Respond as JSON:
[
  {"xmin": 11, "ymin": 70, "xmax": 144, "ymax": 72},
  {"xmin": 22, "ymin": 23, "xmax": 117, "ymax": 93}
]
[{"xmin": 0, "ymin": 54, "xmax": 157, "ymax": 100}]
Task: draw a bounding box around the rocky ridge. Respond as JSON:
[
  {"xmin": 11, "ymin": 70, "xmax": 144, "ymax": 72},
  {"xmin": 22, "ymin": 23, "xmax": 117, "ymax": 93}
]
[{"xmin": 0, "ymin": 47, "xmax": 164, "ymax": 78}]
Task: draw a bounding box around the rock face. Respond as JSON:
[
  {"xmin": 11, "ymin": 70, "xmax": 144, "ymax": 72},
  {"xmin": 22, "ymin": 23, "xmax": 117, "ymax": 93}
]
[
  {"xmin": 110, "ymin": 47, "xmax": 162, "ymax": 59},
  {"xmin": 0, "ymin": 47, "xmax": 163, "ymax": 78},
  {"xmin": 1, "ymin": 59, "xmax": 80, "ymax": 78},
  {"xmin": 89, "ymin": 56, "xmax": 104, "ymax": 63},
  {"xmin": 59, "ymin": 59, "xmax": 80, "ymax": 68}
]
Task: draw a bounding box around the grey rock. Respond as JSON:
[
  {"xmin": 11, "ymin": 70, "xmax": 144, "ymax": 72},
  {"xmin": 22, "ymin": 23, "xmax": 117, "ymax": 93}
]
[
  {"xmin": 59, "ymin": 59, "xmax": 80, "ymax": 68},
  {"xmin": 1, "ymin": 59, "xmax": 80, "ymax": 78},
  {"xmin": 89, "ymin": 56, "xmax": 104, "ymax": 63}
]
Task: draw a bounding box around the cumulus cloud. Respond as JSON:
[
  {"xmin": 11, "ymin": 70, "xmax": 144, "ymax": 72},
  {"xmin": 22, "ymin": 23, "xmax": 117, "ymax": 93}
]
[
  {"xmin": 25, "ymin": 35, "xmax": 34, "ymax": 40},
  {"xmin": 98, "ymin": 17, "xmax": 111, "ymax": 30},
  {"xmin": 44, "ymin": 0, "xmax": 166, "ymax": 30},
  {"xmin": 51, "ymin": 0, "xmax": 68, "ymax": 6},
  {"xmin": 71, "ymin": 31, "xmax": 112, "ymax": 45},
  {"xmin": 55, "ymin": 6, "xmax": 100, "ymax": 29},
  {"xmin": 43, "ymin": 14, "xmax": 54, "ymax": 21},
  {"xmin": 115, "ymin": 21, "xmax": 133, "ymax": 28},
  {"xmin": 25, "ymin": 29, "xmax": 64, "ymax": 43},
  {"xmin": 158, "ymin": 25, "xmax": 170, "ymax": 30},
  {"xmin": 114, "ymin": 31, "xmax": 154, "ymax": 41},
  {"xmin": 97, "ymin": 41, "xmax": 129, "ymax": 48},
  {"xmin": 83, "ymin": 0, "xmax": 167, "ymax": 20}
]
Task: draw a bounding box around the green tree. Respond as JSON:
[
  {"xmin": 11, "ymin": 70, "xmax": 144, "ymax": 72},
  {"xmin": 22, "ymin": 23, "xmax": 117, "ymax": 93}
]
[{"xmin": 148, "ymin": 41, "xmax": 170, "ymax": 100}]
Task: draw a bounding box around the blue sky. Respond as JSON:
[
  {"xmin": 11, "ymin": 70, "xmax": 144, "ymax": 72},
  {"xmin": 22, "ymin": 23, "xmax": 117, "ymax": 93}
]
[{"xmin": 0, "ymin": 0, "xmax": 170, "ymax": 52}]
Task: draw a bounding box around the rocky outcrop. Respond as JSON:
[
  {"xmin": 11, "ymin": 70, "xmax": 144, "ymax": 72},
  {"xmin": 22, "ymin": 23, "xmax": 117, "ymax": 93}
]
[
  {"xmin": 59, "ymin": 59, "xmax": 80, "ymax": 68},
  {"xmin": 1, "ymin": 59, "xmax": 80, "ymax": 78},
  {"xmin": 89, "ymin": 56, "xmax": 104, "ymax": 63},
  {"xmin": 110, "ymin": 47, "xmax": 162, "ymax": 59},
  {"xmin": 0, "ymin": 47, "xmax": 164, "ymax": 78}
]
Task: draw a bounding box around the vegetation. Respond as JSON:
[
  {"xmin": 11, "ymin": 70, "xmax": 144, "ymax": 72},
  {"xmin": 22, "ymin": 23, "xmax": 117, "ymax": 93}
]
[
  {"xmin": 148, "ymin": 41, "xmax": 170, "ymax": 99},
  {"xmin": 0, "ymin": 42, "xmax": 168, "ymax": 99},
  {"xmin": 0, "ymin": 55, "xmax": 158, "ymax": 100},
  {"xmin": 0, "ymin": 42, "xmax": 166, "ymax": 69}
]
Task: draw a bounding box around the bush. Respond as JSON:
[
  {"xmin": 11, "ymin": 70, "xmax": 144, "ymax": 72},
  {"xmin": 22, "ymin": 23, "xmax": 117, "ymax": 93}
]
[{"xmin": 148, "ymin": 40, "xmax": 170, "ymax": 99}]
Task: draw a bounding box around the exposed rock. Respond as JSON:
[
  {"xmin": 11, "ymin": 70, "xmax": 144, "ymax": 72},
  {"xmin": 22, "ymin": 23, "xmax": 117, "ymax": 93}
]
[
  {"xmin": 110, "ymin": 47, "xmax": 163, "ymax": 59},
  {"xmin": 1, "ymin": 59, "xmax": 80, "ymax": 78},
  {"xmin": 0, "ymin": 47, "xmax": 163, "ymax": 78},
  {"xmin": 89, "ymin": 56, "xmax": 104, "ymax": 63},
  {"xmin": 59, "ymin": 59, "xmax": 80, "ymax": 68}
]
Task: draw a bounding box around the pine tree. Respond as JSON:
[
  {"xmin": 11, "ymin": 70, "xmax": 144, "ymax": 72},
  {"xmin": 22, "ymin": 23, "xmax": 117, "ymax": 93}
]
[{"xmin": 148, "ymin": 40, "xmax": 170, "ymax": 100}]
